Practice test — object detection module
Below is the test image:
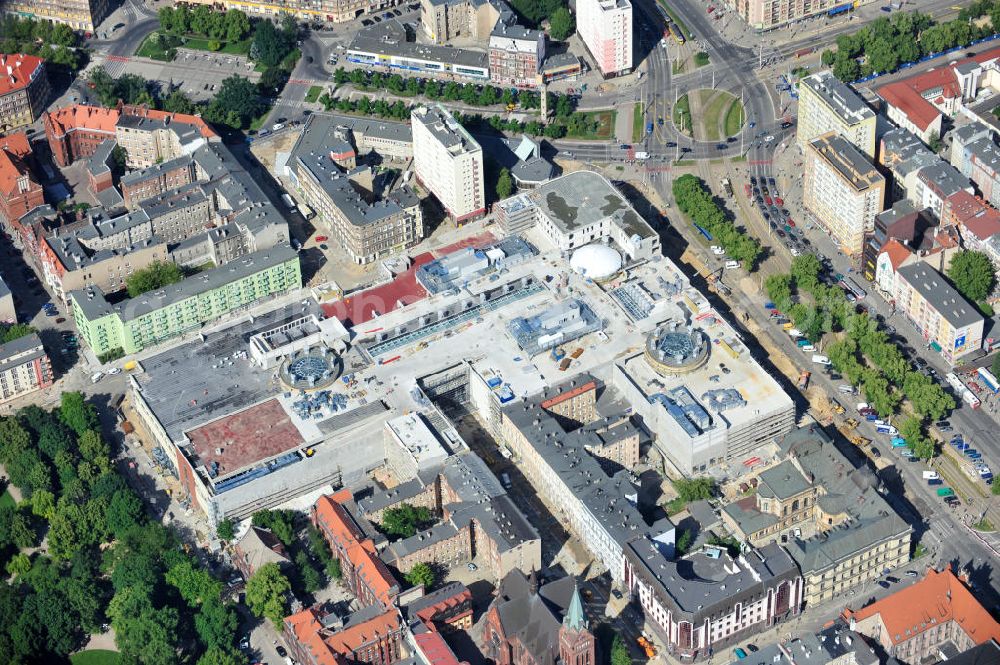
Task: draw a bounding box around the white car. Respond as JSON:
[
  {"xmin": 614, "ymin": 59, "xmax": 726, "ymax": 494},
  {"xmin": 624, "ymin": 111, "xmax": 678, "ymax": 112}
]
[
  {"xmin": 790, "ymin": 247, "xmax": 800, "ymax": 256},
  {"xmin": 91, "ymin": 372, "xmax": 103, "ymax": 384},
  {"xmin": 710, "ymin": 245, "xmax": 725, "ymax": 255},
  {"xmin": 107, "ymin": 367, "xmax": 122, "ymax": 375},
  {"xmin": 272, "ymin": 122, "xmax": 286, "ymax": 131}
]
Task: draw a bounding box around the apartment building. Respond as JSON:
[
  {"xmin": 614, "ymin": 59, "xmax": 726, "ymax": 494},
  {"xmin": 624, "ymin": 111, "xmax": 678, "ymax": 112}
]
[
  {"xmin": 43, "ymin": 104, "xmax": 119, "ymax": 166},
  {"xmin": 950, "ymin": 122, "xmax": 1000, "ymax": 209},
  {"xmin": 0, "ymin": 54, "xmax": 49, "ymax": 131},
  {"xmin": 488, "ymin": 24, "xmax": 546, "ymax": 88},
  {"xmin": 0, "ymin": 333, "xmax": 53, "ymax": 404},
  {"xmin": 803, "ymin": 132, "xmax": 886, "ymax": 258},
  {"xmin": 289, "ymin": 114, "xmax": 423, "ymax": 264},
  {"xmin": 728, "ymin": 0, "xmax": 868, "ymax": 30},
  {"xmin": 861, "ymin": 200, "xmax": 937, "ymax": 282},
  {"xmin": 412, "ymin": 105, "xmax": 485, "ymax": 223},
  {"xmin": 200, "ymin": 0, "xmax": 402, "ymax": 24},
  {"xmin": 0, "ymin": 132, "xmax": 43, "ymax": 229},
  {"xmin": 70, "ymin": 245, "xmax": 301, "ymax": 356},
  {"xmin": 420, "ymin": 0, "xmax": 506, "ymax": 43},
  {"xmin": 893, "ymin": 263, "xmax": 984, "ymax": 363},
  {"xmin": 844, "ymin": 568, "xmax": 1000, "ymax": 664},
  {"xmin": 0, "ymin": 0, "xmax": 110, "ymax": 31},
  {"xmin": 120, "ymin": 157, "xmax": 197, "ymax": 208},
  {"xmin": 722, "ymin": 426, "xmax": 912, "ymax": 606},
  {"xmin": 797, "ymin": 71, "xmax": 876, "ymax": 158},
  {"xmin": 577, "ymin": 0, "xmax": 632, "ymax": 77},
  {"xmin": 284, "ymin": 604, "xmax": 405, "ymax": 665}
]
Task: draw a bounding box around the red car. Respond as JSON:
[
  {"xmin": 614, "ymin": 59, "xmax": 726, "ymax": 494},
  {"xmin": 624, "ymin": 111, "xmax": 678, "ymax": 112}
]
[
  {"xmin": 315, "ymin": 235, "xmax": 328, "ymax": 242},
  {"xmin": 764, "ymin": 196, "xmax": 772, "ymax": 205},
  {"xmin": 788, "ymin": 219, "xmax": 795, "ymax": 227},
  {"xmin": 775, "ymin": 197, "xmax": 784, "ymax": 205},
  {"xmin": 707, "ymin": 5, "xmax": 715, "ymax": 11}
]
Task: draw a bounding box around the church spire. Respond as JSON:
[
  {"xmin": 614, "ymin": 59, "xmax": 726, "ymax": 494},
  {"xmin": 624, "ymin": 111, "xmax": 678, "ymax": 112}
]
[{"xmin": 564, "ymin": 584, "xmax": 587, "ymax": 631}]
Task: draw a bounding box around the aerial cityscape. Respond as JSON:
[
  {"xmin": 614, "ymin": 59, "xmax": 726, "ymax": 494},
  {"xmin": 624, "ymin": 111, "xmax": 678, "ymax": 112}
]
[{"xmin": 3, "ymin": 0, "xmax": 1000, "ymax": 663}]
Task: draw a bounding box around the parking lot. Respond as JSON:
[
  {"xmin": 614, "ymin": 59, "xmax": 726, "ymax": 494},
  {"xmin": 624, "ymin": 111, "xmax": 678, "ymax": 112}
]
[{"xmin": 100, "ymin": 49, "xmax": 260, "ymax": 101}]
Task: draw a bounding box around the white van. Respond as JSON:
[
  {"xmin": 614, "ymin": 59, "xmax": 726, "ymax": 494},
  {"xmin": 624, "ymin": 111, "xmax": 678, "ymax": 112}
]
[
  {"xmin": 724, "ymin": 260, "xmax": 740, "ymax": 270},
  {"xmin": 837, "ymin": 385, "xmax": 855, "ymax": 394},
  {"xmin": 788, "ymin": 328, "xmax": 803, "ymax": 338},
  {"xmin": 801, "ymin": 344, "xmax": 815, "ymax": 352},
  {"xmin": 811, "ymin": 354, "xmax": 831, "ymax": 365},
  {"xmin": 90, "ymin": 372, "xmax": 103, "ymax": 384},
  {"xmin": 922, "ymin": 471, "xmax": 939, "ymax": 480}
]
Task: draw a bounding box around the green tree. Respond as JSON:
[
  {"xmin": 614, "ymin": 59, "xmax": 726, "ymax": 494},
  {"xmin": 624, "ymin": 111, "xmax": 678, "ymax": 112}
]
[
  {"xmin": 198, "ymin": 646, "xmax": 247, "ymax": 665},
  {"xmin": 162, "ymin": 90, "xmax": 196, "ymax": 114},
  {"xmin": 245, "ymin": 562, "xmax": 290, "ymax": 630},
  {"xmin": 765, "ymin": 274, "xmax": 793, "ymax": 311},
  {"xmin": 251, "ymin": 509, "xmax": 297, "ymax": 545},
  {"xmin": 166, "ymin": 559, "xmax": 222, "ymax": 606},
  {"xmin": 204, "ymin": 75, "xmax": 266, "ymax": 129},
  {"xmin": 610, "ymin": 633, "xmax": 631, "ymax": 665},
  {"xmin": 928, "ymin": 129, "xmax": 942, "ymax": 153},
  {"xmin": 549, "ymin": 7, "xmax": 575, "ymax": 40},
  {"xmin": 947, "ymin": 250, "xmax": 996, "ymax": 303},
  {"xmin": 5, "ymin": 552, "xmax": 30, "ymax": 577},
  {"xmin": 295, "ymin": 550, "xmax": 324, "ymax": 594},
  {"xmin": 250, "ymin": 18, "xmax": 293, "ymax": 68},
  {"xmin": 217, "ymin": 518, "xmax": 236, "ymax": 541},
  {"xmin": 328, "ymin": 557, "xmax": 342, "ymax": 580},
  {"xmin": 993, "ymin": 353, "xmax": 1000, "ymax": 379},
  {"xmin": 672, "ymin": 477, "xmax": 716, "ymax": 502},
  {"xmin": 126, "ymin": 261, "xmax": 185, "ymax": 297},
  {"xmin": 676, "ymin": 528, "xmax": 693, "ymax": 555},
  {"xmin": 404, "ymin": 562, "xmax": 435, "ymax": 589},
  {"xmin": 380, "ymin": 503, "xmax": 434, "ymax": 539},
  {"xmin": 224, "ymin": 9, "xmax": 251, "ymax": 41},
  {"xmin": 791, "ymin": 254, "xmax": 823, "ymax": 293},
  {"xmin": 195, "ymin": 598, "xmax": 239, "ymax": 652},
  {"xmin": 496, "ymin": 167, "xmax": 514, "ymax": 200}
]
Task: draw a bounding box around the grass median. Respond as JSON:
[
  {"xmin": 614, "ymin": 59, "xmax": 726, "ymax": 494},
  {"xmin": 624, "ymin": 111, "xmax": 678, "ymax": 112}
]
[{"xmin": 632, "ymin": 102, "xmax": 643, "ymax": 143}]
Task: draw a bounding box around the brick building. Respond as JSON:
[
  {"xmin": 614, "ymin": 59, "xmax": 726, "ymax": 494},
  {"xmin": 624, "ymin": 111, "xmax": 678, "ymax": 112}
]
[
  {"xmin": 232, "ymin": 526, "xmax": 291, "ymax": 579},
  {"xmin": 0, "ymin": 54, "xmax": 49, "ymax": 131},
  {"xmin": 481, "ymin": 569, "xmax": 596, "ymax": 665},
  {"xmin": 844, "ymin": 567, "xmax": 1000, "ymax": 664},
  {"xmin": 0, "ymin": 132, "xmax": 43, "ymax": 230},
  {"xmin": 284, "ymin": 604, "xmax": 405, "ymax": 665},
  {"xmin": 403, "ymin": 581, "xmax": 473, "ymax": 632}
]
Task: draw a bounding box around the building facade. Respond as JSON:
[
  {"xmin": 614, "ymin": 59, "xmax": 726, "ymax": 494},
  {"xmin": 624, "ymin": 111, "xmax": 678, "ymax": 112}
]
[
  {"xmin": 803, "ymin": 132, "xmax": 886, "ymax": 258},
  {"xmin": 728, "ymin": 0, "xmax": 873, "ymax": 31},
  {"xmin": 412, "ymin": 105, "xmax": 485, "ymax": 223},
  {"xmin": 180, "ymin": 0, "xmax": 401, "ymax": 24},
  {"xmin": 892, "ymin": 263, "xmax": 984, "ymax": 364},
  {"xmin": 0, "ymin": 0, "xmax": 110, "ymax": 31},
  {"xmin": 70, "ymin": 245, "xmax": 301, "ymax": 356},
  {"xmin": 0, "ymin": 54, "xmax": 49, "ymax": 131},
  {"xmin": 0, "ymin": 333, "xmax": 52, "ymax": 403},
  {"xmin": 577, "ymin": 0, "xmax": 632, "ymax": 77},
  {"xmin": 488, "ymin": 25, "xmax": 545, "ymax": 88},
  {"xmin": 796, "ymin": 71, "xmax": 876, "ymax": 158}
]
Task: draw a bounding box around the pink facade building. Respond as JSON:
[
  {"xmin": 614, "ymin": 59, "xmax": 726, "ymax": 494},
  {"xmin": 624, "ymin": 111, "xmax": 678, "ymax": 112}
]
[{"xmin": 577, "ymin": 0, "xmax": 632, "ymax": 77}]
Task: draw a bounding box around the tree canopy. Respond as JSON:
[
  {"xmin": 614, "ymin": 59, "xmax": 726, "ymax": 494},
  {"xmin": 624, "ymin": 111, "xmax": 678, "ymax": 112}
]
[
  {"xmin": 245, "ymin": 563, "xmax": 290, "ymax": 630},
  {"xmin": 947, "ymin": 250, "xmax": 996, "ymax": 304},
  {"xmin": 672, "ymin": 174, "xmax": 763, "ymax": 268},
  {"xmin": 404, "ymin": 562, "xmax": 435, "ymax": 590},
  {"xmin": 126, "ymin": 261, "xmax": 185, "ymax": 298},
  {"xmin": 380, "ymin": 503, "xmax": 434, "ymax": 539},
  {"xmin": 549, "ymin": 7, "xmax": 575, "ymax": 40}
]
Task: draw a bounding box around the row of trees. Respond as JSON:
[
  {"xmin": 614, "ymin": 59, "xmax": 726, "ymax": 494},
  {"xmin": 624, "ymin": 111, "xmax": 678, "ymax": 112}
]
[
  {"xmin": 157, "ymin": 5, "xmax": 252, "ymax": 43},
  {"xmin": 672, "ymin": 174, "xmax": 764, "ymax": 268},
  {"xmin": 332, "ymin": 67, "xmax": 558, "ymax": 112},
  {"xmin": 766, "ymin": 256, "xmax": 954, "ymax": 460},
  {"xmin": 0, "ymin": 394, "xmax": 246, "ymax": 664},
  {"xmin": 822, "ymin": 8, "xmax": 998, "ymax": 81}
]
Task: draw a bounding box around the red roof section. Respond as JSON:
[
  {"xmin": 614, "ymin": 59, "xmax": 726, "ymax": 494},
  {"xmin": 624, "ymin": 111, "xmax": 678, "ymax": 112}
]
[
  {"xmin": 45, "ymin": 104, "xmax": 119, "ymax": 137},
  {"xmin": 0, "ymin": 54, "xmax": 44, "ymax": 96},
  {"xmin": 314, "ymin": 489, "xmax": 364, "ymax": 548},
  {"xmin": 323, "ymin": 608, "xmax": 400, "ymax": 654},
  {"xmin": 962, "ymin": 205, "xmax": 1000, "ymax": 241},
  {"xmin": 285, "ymin": 608, "xmax": 342, "ymax": 665},
  {"xmin": 322, "ymin": 252, "xmax": 433, "ymax": 327},
  {"xmin": 880, "ymin": 239, "xmax": 913, "ymax": 271},
  {"xmin": 541, "ymin": 381, "xmax": 597, "ymax": 410},
  {"xmin": 0, "ymin": 132, "xmax": 33, "ymax": 198},
  {"xmin": 878, "ymin": 67, "xmax": 958, "ymax": 132},
  {"xmin": 844, "ymin": 568, "xmax": 1000, "ymax": 646},
  {"xmin": 413, "ymin": 631, "xmax": 465, "ymax": 665},
  {"xmin": 185, "ymin": 398, "xmax": 303, "ymax": 476}
]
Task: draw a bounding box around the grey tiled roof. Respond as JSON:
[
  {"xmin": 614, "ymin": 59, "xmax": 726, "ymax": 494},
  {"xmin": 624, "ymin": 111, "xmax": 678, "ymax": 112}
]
[{"xmin": 896, "ymin": 263, "xmax": 983, "ymax": 329}]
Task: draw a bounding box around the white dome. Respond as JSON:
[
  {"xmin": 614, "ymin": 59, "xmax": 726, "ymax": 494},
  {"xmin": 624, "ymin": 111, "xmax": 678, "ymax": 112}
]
[{"xmin": 570, "ymin": 243, "xmax": 622, "ymax": 281}]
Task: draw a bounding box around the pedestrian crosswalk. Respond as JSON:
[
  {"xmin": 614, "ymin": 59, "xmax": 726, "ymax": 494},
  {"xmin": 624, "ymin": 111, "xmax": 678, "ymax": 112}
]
[{"xmin": 102, "ymin": 55, "xmax": 130, "ymax": 79}]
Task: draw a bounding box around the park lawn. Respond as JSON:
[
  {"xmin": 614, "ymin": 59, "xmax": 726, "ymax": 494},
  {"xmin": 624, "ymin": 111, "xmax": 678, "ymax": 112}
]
[
  {"xmin": 135, "ymin": 33, "xmax": 175, "ymax": 62},
  {"xmin": 724, "ymin": 98, "xmax": 745, "ymax": 137},
  {"xmin": 305, "ymin": 85, "xmax": 323, "ymax": 103},
  {"xmin": 701, "ymin": 90, "xmax": 736, "ymax": 143},
  {"xmin": 632, "ymin": 102, "xmax": 643, "ymax": 143},
  {"xmin": 673, "ymin": 93, "xmax": 690, "ymax": 134},
  {"xmin": 565, "ymin": 110, "xmax": 616, "ymax": 140},
  {"xmin": 71, "ymin": 651, "xmax": 121, "ymax": 665},
  {"xmin": 181, "ymin": 36, "xmax": 251, "ymax": 56},
  {"xmin": 0, "ymin": 488, "xmax": 14, "ymax": 510}
]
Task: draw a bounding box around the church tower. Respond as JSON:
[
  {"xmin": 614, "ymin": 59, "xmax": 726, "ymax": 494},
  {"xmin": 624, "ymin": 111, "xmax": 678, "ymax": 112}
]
[{"xmin": 559, "ymin": 585, "xmax": 595, "ymax": 665}]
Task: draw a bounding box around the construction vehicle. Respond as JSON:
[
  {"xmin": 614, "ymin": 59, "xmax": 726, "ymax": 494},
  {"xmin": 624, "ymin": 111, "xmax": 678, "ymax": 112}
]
[
  {"xmin": 844, "ymin": 418, "xmax": 859, "ymax": 430},
  {"xmin": 851, "ymin": 435, "xmax": 871, "ymax": 447},
  {"xmin": 571, "ymin": 348, "xmax": 584, "ymax": 359},
  {"xmin": 637, "ymin": 636, "xmax": 657, "ymax": 658},
  {"xmin": 831, "ymin": 400, "xmax": 845, "ymax": 415},
  {"xmin": 797, "ymin": 370, "xmax": 810, "ymax": 389}
]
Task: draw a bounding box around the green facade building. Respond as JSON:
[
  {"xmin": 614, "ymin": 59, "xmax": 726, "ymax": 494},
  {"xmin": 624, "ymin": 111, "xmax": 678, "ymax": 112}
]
[{"xmin": 71, "ymin": 246, "xmax": 301, "ymax": 356}]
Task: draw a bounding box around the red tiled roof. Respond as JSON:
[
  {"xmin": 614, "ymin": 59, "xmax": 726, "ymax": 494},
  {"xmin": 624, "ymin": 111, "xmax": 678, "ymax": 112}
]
[
  {"xmin": 285, "ymin": 608, "xmax": 342, "ymax": 665},
  {"xmin": 540, "ymin": 381, "xmax": 597, "ymax": 410},
  {"xmin": 0, "ymin": 54, "xmax": 44, "ymax": 96},
  {"xmin": 0, "ymin": 132, "xmax": 33, "ymax": 198},
  {"xmin": 313, "ymin": 489, "xmax": 364, "ymax": 549},
  {"xmin": 878, "ymin": 67, "xmax": 959, "ymax": 132},
  {"xmin": 880, "ymin": 239, "xmax": 913, "ymax": 272},
  {"xmin": 323, "ymin": 608, "xmax": 400, "ymax": 655},
  {"xmin": 413, "ymin": 631, "xmax": 464, "ymax": 665},
  {"xmin": 45, "ymin": 104, "xmax": 119, "ymax": 138},
  {"xmin": 946, "ymin": 190, "xmax": 988, "ymax": 224},
  {"xmin": 962, "ymin": 206, "xmax": 1000, "ymax": 241},
  {"xmin": 844, "ymin": 568, "xmax": 1000, "ymax": 647}
]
